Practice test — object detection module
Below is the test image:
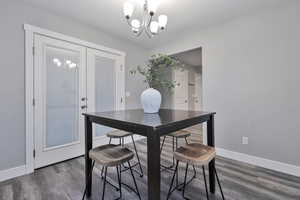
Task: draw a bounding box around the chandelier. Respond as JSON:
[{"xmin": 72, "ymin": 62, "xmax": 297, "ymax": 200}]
[{"xmin": 123, "ymin": 0, "xmax": 168, "ymax": 38}]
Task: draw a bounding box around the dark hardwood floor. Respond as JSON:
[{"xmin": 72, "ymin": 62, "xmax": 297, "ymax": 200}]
[{"xmin": 1, "ymin": 129, "xmax": 300, "ymax": 200}]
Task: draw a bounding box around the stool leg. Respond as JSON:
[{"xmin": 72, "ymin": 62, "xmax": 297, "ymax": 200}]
[
  {"xmin": 116, "ymin": 166, "xmax": 122, "ymax": 199},
  {"xmin": 184, "ymin": 137, "xmax": 197, "ymax": 178},
  {"xmin": 120, "ymin": 138, "xmax": 127, "ymax": 169},
  {"xmin": 128, "ymin": 161, "xmax": 141, "ymax": 200},
  {"xmin": 101, "ymin": 167, "xmax": 104, "ymax": 179},
  {"xmin": 160, "ymin": 136, "xmax": 176, "ymax": 171},
  {"xmin": 101, "ymin": 138, "xmax": 112, "ymax": 179},
  {"xmin": 131, "ymin": 135, "xmax": 144, "ymax": 177},
  {"xmin": 202, "ymin": 166, "xmax": 210, "ymax": 200},
  {"xmin": 160, "ymin": 136, "xmax": 166, "ymax": 153},
  {"xmin": 176, "ymin": 137, "xmax": 179, "ymax": 187},
  {"xmin": 167, "ymin": 160, "xmax": 179, "ymax": 200},
  {"xmin": 214, "ymin": 166, "xmax": 225, "ymax": 200},
  {"xmin": 184, "ymin": 137, "xmax": 189, "ymax": 144},
  {"xmin": 182, "ymin": 163, "xmax": 189, "ymax": 199},
  {"xmin": 101, "ymin": 167, "xmax": 108, "ymax": 200},
  {"xmin": 172, "ymin": 136, "xmax": 175, "ymax": 166}
]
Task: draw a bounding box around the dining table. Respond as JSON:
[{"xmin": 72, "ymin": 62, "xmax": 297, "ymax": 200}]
[{"xmin": 83, "ymin": 109, "xmax": 216, "ymax": 200}]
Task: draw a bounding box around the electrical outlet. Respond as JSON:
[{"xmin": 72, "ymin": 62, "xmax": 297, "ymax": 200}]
[{"xmin": 242, "ymin": 137, "xmax": 249, "ymax": 145}]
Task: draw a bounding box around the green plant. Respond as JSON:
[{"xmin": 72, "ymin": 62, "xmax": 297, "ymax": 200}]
[{"xmin": 130, "ymin": 54, "xmax": 183, "ymax": 92}]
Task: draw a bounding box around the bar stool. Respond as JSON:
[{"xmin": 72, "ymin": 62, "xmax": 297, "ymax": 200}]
[
  {"xmin": 82, "ymin": 144, "xmax": 141, "ymax": 200},
  {"xmin": 160, "ymin": 130, "xmax": 192, "ymax": 169},
  {"xmin": 167, "ymin": 143, "xmax": 225, "ymax": 200},
  {"xmin": 106, "ymin": 130, "xmax": 144, "ymax": 177},
  {"xmin": 160, "ymin": 130, "xmax": 196, "ymax": 188}
]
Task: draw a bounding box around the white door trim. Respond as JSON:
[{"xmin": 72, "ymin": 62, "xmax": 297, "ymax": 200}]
[
  {"xmin": 24, "ymin": 24, "xmax": 126, "ymax": 174},
  {"xmin": 24, "ymin": 24, "xmax": 126, "ymax": 57}
]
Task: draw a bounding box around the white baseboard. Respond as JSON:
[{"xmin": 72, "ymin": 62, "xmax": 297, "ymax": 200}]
[
  {"xmin": 0, "ymin": 165, "xmax": 26, "ymax": 182},
  {"xmin": 216, "ymin": 147, "xmax": 300, "ymax": 177}
]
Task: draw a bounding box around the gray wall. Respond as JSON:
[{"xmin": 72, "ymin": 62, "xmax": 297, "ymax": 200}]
[
  {"xmin": 0, "ymin": 1, "xmax": 148, "ymax": 170},
  {"xmin": 152, "ymin": 2, "xmax": 300, "ymax": 166}
]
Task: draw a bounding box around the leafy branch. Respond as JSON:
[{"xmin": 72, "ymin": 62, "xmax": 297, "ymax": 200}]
[{"xmin": 130, "ymin": 54, "xmax": 184, "ymax": 92}]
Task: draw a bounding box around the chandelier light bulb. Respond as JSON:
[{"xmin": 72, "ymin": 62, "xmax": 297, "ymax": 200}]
[
  {"xmin": 150, "ymin": 21, "xmax": 159, "ymax": 34},
  {"xmin": 148, "ymin": 0, "xmax": 158, "ymax": 16},
  {"xmin": 123, "ymin": 2, "xmax": 134, "ymax": 19},
  {"xmin": 131, "ymin": 19, "xmax": 141, "ymax": 33},
  {"xmin": 158, "ymin": 15, "xmax": 168, "ymax": 29}
]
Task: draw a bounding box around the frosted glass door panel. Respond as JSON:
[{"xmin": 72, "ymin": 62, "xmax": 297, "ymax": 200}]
[
  {"xmin": 34, "ymin": 34, "xmax": 86, "ymax": 168},
  {"xmin": 46, "ymin": 47, "xmax": 80, "ymax": 148},
  {"xmin": 94, "ymin": 56, "xmax": 116, "ymax": 137}
]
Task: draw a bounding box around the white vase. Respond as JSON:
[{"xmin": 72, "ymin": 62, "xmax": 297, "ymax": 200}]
[{"xmin": 141, "ymin": 88, "xmax": 162, "ymax": 113}]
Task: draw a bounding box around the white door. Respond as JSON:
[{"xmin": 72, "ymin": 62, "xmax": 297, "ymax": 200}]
[
  {"xmin": 173, "ymin": 69, "xmax": 189, "ymax": 110},
  {"xmin": 86, "ymin": 48, "xmax": 125, "ymax": 147},
  {"xmin": 194, "ymin": 73, "xmax": 202, "ymax": 111},
  {"xmin": 34, "ymin": 35, "xmax": 86, "ymax": 168}
]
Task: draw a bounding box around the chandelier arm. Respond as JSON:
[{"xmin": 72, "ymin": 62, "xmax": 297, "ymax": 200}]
[
  {"xmin": 135, "ymin": 12, "xmax": 147, "ymax": 36},
  {"xmin": 145, "ymin": 28, "xmax": 153, "ymax": 38},
  {"xmin": 144, "ymin": 15, "xmax": 154, "ymax": 38},
  {"xmin": 136, "ymin": 27, "xmax": 145, "ymax": 37},
  {"xmin": 125, "ymin": 18, "xmax": 134, "ymax": 28},
  {"xmin": 147, "ymin": 15, "xmax": 153, "ymax": 28},
  {"xmin": 136, "ymin": 7, "xmax": 149, "ymax": 36},
  {"xmin": 138, "ymin": 7, "xmax": 152, "ymax": 38}
]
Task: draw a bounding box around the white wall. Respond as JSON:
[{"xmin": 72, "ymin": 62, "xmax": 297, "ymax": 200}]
[
  {"xmin": 152, "ymin": 2, "xmax": 300, "ymax": 166},
  {"xmin": 0, "ymin": 1, "xmax": 148, "ymax": 171}
]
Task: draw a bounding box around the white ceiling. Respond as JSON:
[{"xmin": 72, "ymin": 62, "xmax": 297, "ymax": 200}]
[{"xmin": 22, "ymin": 0, "xmax": 292, "ymax": 49}]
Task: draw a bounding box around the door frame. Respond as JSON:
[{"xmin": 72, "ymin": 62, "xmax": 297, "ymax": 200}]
[
  {"xmin": 168, "ymin": 47, "xmax": 205, "ymax": 143},
  {"xmin": 24, "ymin": 24, "xmax": 126, "ymax": 173}
]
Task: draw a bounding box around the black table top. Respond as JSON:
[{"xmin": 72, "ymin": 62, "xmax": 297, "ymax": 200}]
[{"xmin": 83, "ymin": 109, "xmax": 215, "ymax": 130}]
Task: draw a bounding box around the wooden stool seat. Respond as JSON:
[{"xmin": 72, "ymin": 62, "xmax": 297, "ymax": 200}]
[
  {"xmin": 106, "ymin": 130, "xmax": 144, "ymax": 177},
  {"xmin": 106, "ymin": 130, "xmax": 132, "ymax": 138},
  {"xmin": 174, "ymin": 143, "xmax": 216, "ymax": 166},
  {"xmin": 167, "ymin": 143, "xmax": 225, "ymax": 200},
  {"xmin": 89, "ymin": 144, "xmax": 134, "ymax": 167},
  {"xmin": 169, "ymin": 130, "xmax": 191, "ymax": 138}
]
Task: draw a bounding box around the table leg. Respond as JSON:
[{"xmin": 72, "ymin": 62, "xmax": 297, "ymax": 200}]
[
  {"xmin": 147, "ymin": 131, "xmax": 161, "ymax": 200},
  {"xmin": 207, "ymin": 115, "xmax": 216, "ymax": 193},
  {"xmin": 85, "ymin": 116, "xmax": 93, "ymax": 197}
]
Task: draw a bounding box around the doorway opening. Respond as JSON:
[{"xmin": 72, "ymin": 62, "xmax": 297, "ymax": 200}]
[{"xmin": 160, "ymin": 47, "xmax": 203, "ymax": 143}]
